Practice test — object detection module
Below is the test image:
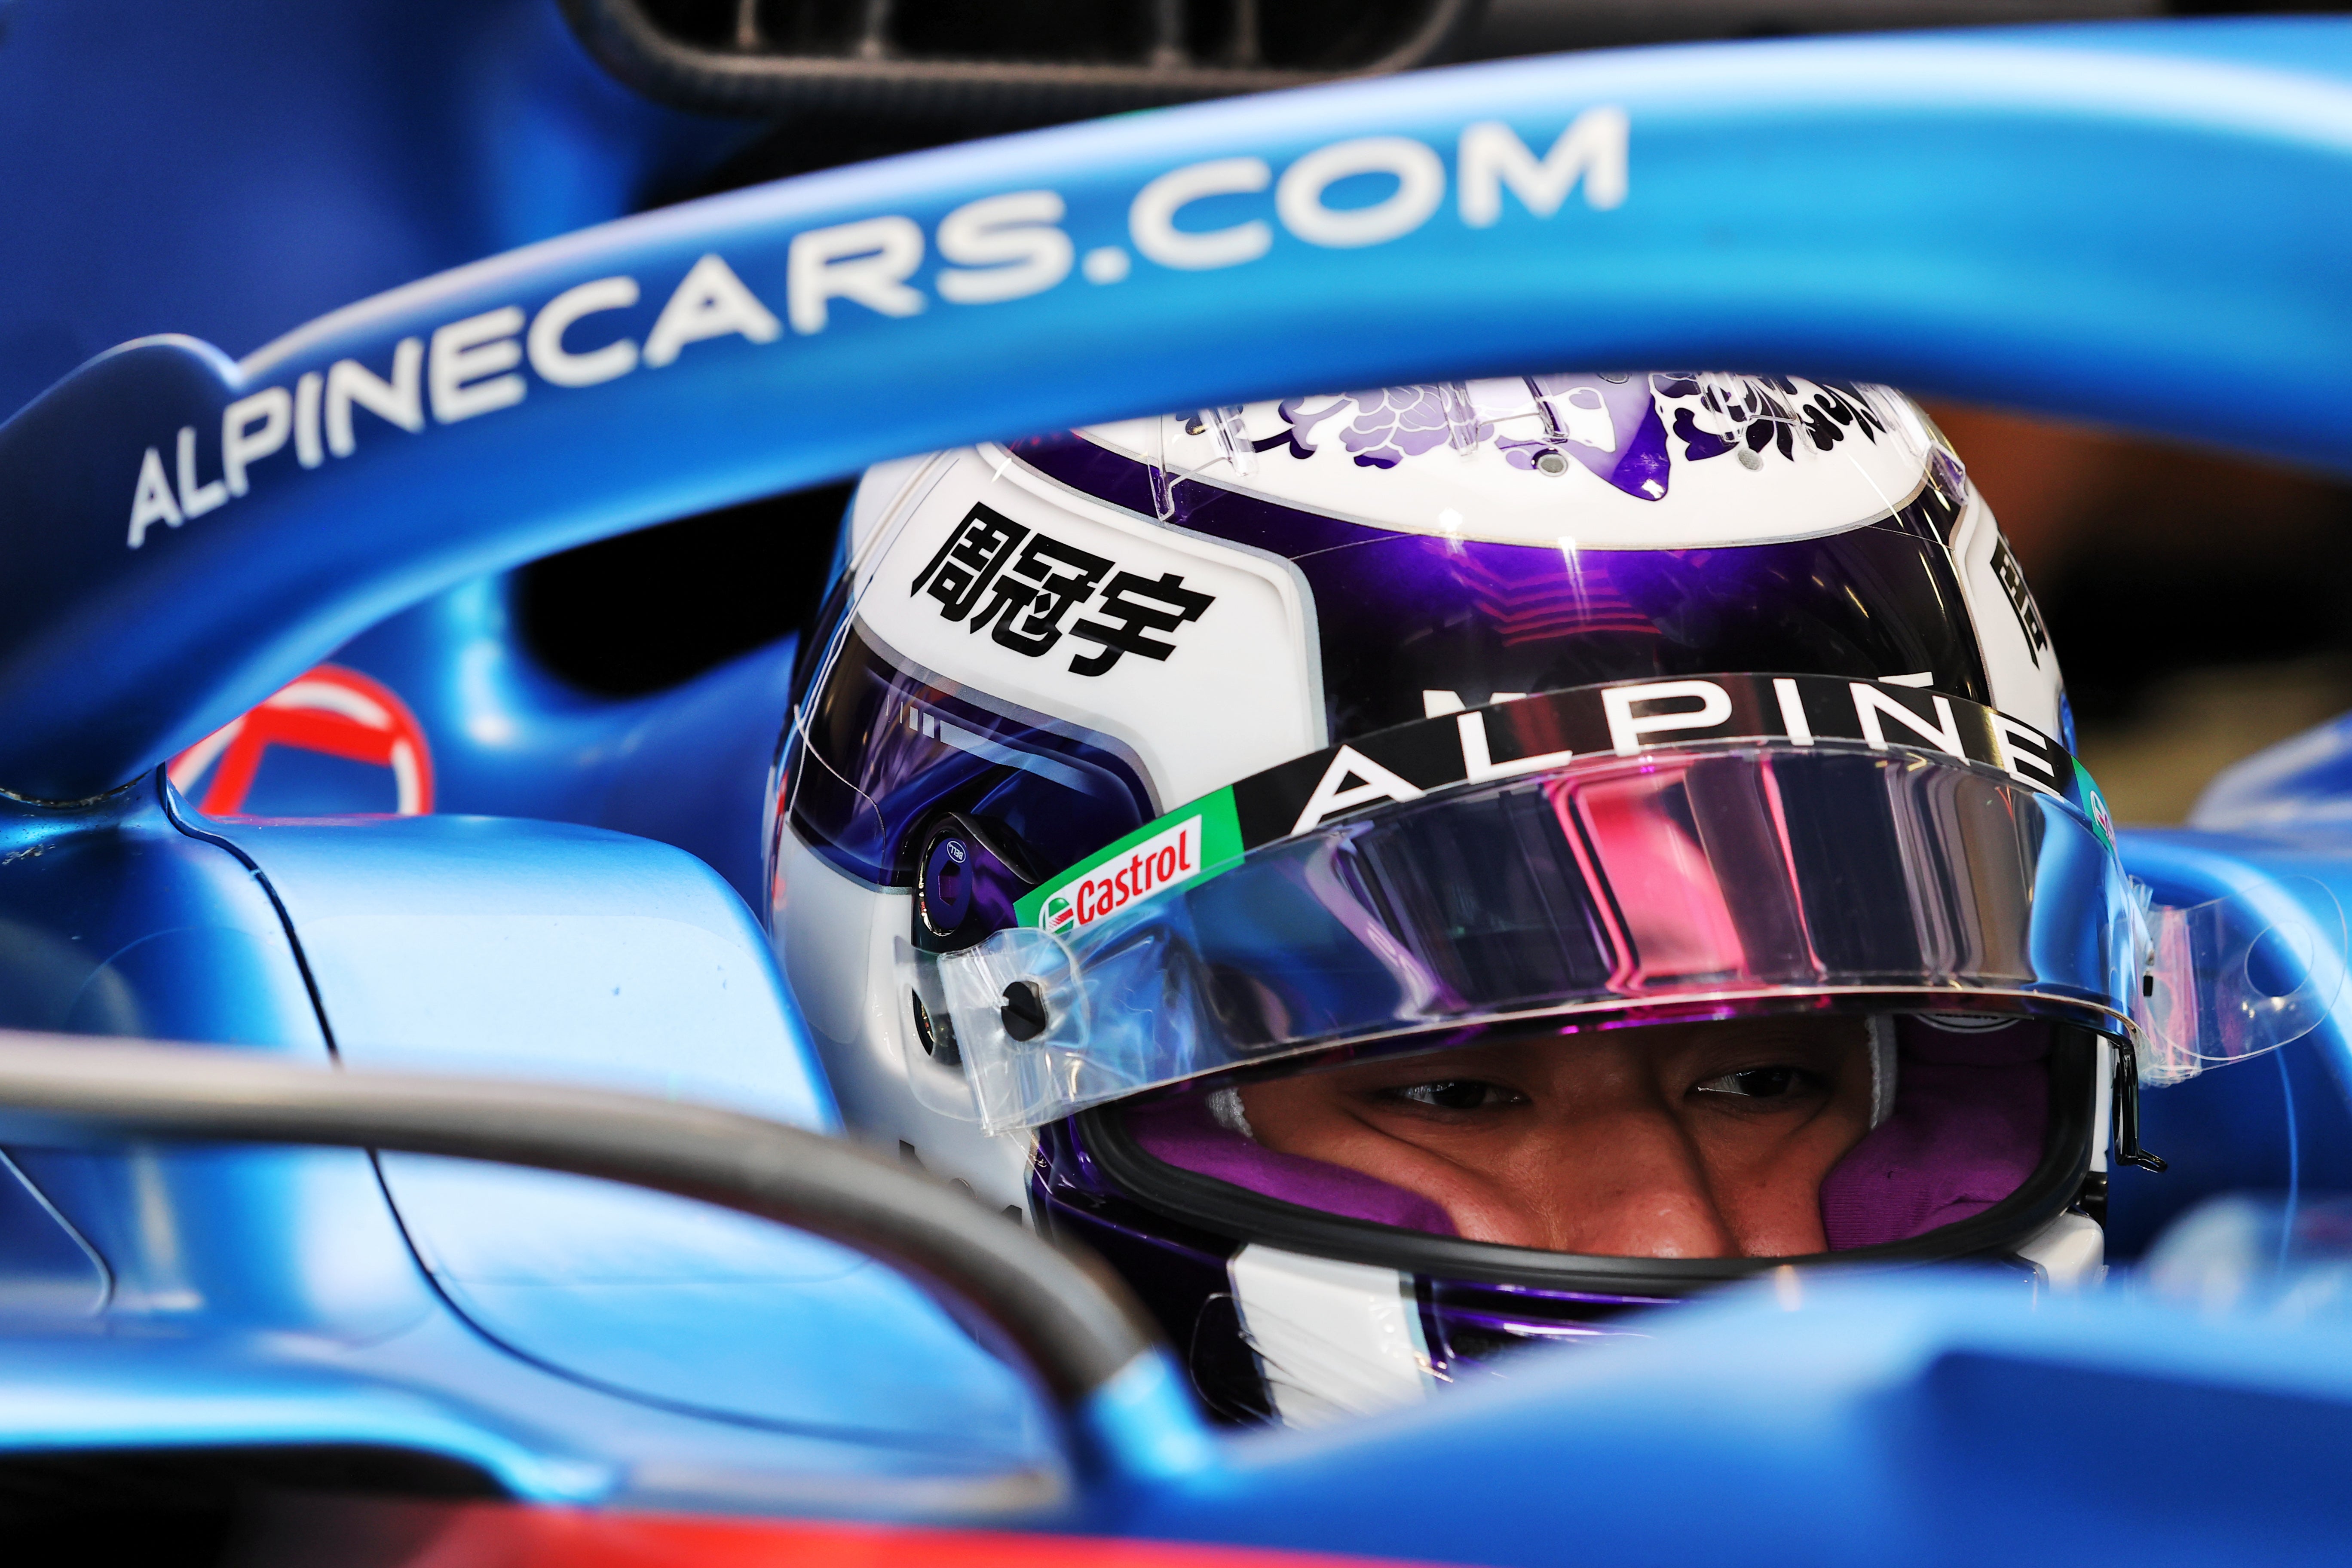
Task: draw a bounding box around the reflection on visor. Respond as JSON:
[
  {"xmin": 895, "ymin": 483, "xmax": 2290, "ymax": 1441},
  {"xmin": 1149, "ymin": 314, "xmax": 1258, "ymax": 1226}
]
[
  {"xmin": 939, "ymin": 743, "xmax": 2142, "ymax": 1130},
  {"xmin": 919, "ymin": 672, "xmax": 2341, "ymax": 1134}
]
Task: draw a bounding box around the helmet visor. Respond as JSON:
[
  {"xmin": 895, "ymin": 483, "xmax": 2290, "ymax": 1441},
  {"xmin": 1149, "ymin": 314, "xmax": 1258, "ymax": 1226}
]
[{"xmin": 939, "ymin": 727, "xmax": 2135, "ymax": 1133}]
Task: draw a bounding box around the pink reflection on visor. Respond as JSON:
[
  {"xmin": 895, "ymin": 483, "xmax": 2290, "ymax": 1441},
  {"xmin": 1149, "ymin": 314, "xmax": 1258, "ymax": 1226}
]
[{"xmin": 1551, "ymin": 755, "xmax": 1824, "ymax": 993}]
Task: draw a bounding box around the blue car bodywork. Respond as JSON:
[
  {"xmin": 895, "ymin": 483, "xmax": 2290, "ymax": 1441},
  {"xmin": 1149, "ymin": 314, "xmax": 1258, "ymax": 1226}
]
[{"xmin": 4, "ymin": 6, "xmax": 2352, "ymax": 1560}]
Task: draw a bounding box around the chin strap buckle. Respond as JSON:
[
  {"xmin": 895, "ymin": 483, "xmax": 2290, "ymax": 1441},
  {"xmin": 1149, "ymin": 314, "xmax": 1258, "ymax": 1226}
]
[{"xmin": 2113, "ymin": 1034, "xmax": 2168, "ymax": 1174}]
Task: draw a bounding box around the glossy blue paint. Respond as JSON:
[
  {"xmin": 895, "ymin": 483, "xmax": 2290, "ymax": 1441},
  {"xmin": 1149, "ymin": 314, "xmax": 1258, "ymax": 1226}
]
[
  {"xmin": 2104, "ymin": 828, "xmax": 2352, "ymax": 1258},
  {"xmin": 0, "ymin": 777, "xmax": 321, "ymax": 1047},
  {"xmin": 6, "ymin": 9, "xmax": 2352, "ymax": 1553},
  {"xmin": 0, "ymin": 769, "xmax": 1058, "ymax": 1488},
  {"xmin": 1097, "ymin": 1274, "xmax": 2352, "ymax": 1566},
  {"xmin": 10, "ymin": 24, "xmax": 2352, "ymax": 798},
  {"xmin": 1071, "ymin": 1351, "xmax": 1220, "ymax": 1488},
  {"xmin": 307, "ymin": 578, "xmax": 802, "ymax": 910},
  {"xmin": 0, "ymin": 1306, "xmax": 1063, "ymax": 1510},
  {"xmin": 195, "ymin": 807, "xmax": 827, "ymax": 1121},
  {"xmin": 0, "ymin": 0, "xmax": 750, "ymax": 423},
  {"xmin": 177, "ymin": 806, "xmax": 1047, "ymax": 1445},
  {"xmin": 0, "ymin": 1152, "xmax": 109, "ymax": 1315},
  {"xmin": 0, "ymin": 775, "xmax": 450, "ymax": 1339}
]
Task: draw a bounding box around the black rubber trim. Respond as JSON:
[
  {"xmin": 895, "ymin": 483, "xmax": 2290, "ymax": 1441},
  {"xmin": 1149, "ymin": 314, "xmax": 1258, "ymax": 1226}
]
[
  {"xmin": 1082, "ymin": 1026, "xmax": 2098, "ymax": 1296},
  {"xmin": 0, "ymin": 1031, "xmax": 1154, "ymax": 1406},
  {"xmin": 557, "ymin": 0, "xmax": 1482, "ymax": 124}
]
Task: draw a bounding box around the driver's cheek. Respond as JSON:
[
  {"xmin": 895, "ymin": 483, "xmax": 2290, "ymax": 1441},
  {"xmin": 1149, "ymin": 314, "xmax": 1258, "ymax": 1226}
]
[{"xmin": 1258, "ymin": 1117, "xmax": 1552, "ymax": 1250}]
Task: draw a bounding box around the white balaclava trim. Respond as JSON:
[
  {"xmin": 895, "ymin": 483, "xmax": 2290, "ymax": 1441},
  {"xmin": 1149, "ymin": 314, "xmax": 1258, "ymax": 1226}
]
[{"xmin": 1207, "ymin": 1085, "xmax": 1255, "ymax": 1139}]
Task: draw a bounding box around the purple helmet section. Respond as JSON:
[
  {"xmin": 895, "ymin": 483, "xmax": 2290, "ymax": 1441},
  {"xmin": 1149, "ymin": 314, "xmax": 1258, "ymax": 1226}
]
[
  {"xmin": 1819, "ymin": 1017, "xmax": 2053, "ymax": 1250},
  {"xmin": 1011, "ymin": 433, "xmax": 1986, "ymax": 742}
]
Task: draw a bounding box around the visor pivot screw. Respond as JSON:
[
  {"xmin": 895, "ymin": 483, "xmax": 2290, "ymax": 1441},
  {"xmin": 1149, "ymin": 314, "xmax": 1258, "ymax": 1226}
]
[{"xmin": 1000, "ymin": 980, "xmax": 1049, "ymax": 1042}]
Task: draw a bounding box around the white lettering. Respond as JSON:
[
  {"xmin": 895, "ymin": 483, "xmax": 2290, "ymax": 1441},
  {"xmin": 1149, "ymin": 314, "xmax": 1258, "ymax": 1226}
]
[
  {"xmin": 646, "ymin": 256, "xmax": 780, "ymax": 366},
  {"xmin": 294, "ymin": 371, "xmax": 323, "ymax": 469},
  {"xmin": 1772, "ymin": 677, "xmax": 1813, "ymax": 745},
  {"xmin": 1850, "ymin": 683, "xmax": 1965, "ymax": 756},
  {"xmin": 176, "ymin": 426, "xmax": 227, "ymax": 519},
  {"xmin": 220, "ymin": 387, "xmax": 291, "ymax": 497},
  {"xmin": 1457, "ymin": 710, "xmax": 1574, "ymax": 784},
  {"xmin": 1130, "ymin": 157, "xmax": 1273, "ymax": 271},
  {"xmin": 1292, "ymin": 745, "xmax": 1425, "ymax": 834},
  {"xmin": 1277, "ymin": 137, "xmax": 1445, "ymax": 249},
  {"xmin": 1991, "ymin": 713, "xmax": 2061, "ymax": 795},
  {"xmin": 327, "ymin": 337, "xmax": 425, "ymax": 455},
  {"xmin": 1602, "ymin": 680, "xmax": 1730, "ymax": 756},
  {"xmin": 429, "ymin": 308, "xmax": 526, "ymax": 424},
  {"xmin": 530, "ymin": 275, "xmax": 643, "ymax": 384},
  {"xmin": 787, "ymin": 218, "xmax": 925, "ymax": 333},
  {"xmin": 1458, "ymin": 109, "xmax": 1630, "ymax": 227},
  {"xmin": 1426, "ymin": 690, "xmax": 1529, "ymax": 717},
  {"xmin": 126, "ymin": 447, "xmax": 183, "ymax": 548},
  {"xmin": 937, "ymin": 190, "xmax": 1074, "ymax": 304}
]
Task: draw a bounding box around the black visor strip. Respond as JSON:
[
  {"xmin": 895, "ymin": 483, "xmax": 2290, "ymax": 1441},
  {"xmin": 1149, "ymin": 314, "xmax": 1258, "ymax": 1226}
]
[{"xmin": 1223, "ymin": 671, "xmax": 2092, "ymax": 853}]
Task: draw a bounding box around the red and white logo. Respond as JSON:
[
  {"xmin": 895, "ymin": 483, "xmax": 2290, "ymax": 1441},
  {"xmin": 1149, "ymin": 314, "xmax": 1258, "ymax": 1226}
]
[{"xmin": 169, "ymin": 664, "xmax": 435, "ymax": 816}]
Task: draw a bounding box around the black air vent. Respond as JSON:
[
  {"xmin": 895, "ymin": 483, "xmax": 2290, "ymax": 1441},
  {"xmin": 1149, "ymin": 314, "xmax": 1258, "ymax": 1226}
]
[{"xmin": 560, "ymin": 0, "xmax": 1483, "ymax": 124}]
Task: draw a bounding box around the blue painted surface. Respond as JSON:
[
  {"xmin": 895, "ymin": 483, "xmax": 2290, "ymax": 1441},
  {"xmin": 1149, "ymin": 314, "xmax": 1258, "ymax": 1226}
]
[
  {"xmin": 0, "ymin": 1153, "xmax": 107, "ymax": 1315},
  {"xmin": 0, "ymin": 769, "xmax": 1058, "ymax": 1492},
  {"xmin": 179, "ymin": 806, "xmax": 1047, "ymax": 1446},
  {"xmin": 4, "ymin": 8, "xmax": 2352, "ymax": 1556},
  {"xmin": 10, "ymin": 24, "xmax": 2352, "ymax": 796},
  {"xmin": 306, "ymin": 578, "xmax": 801, "ymax": 910},
  {"xmin": 0, "ymin": 0, "xmax": 749, "ymax": 424},
  {"xmin": 0, "ymin": 1305, "xmax": 1063, "ymax": 1509},
  {"xmin": 1100, "ymin": 1274, "xmax": 2352, "ymax": 1566},
  {"xmin": 2102, "ymin": 828, "xmax": 2352, "ymax": 1260},
  {"xmin": 199, "ymin": 807, "xmax": 828, "ymax": 1121}
]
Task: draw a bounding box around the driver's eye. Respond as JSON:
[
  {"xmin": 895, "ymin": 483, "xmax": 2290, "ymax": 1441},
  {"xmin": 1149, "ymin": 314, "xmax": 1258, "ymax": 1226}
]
[
  {"xmin": 1692, "ymin": 1066, "xmax": 1816, "ymax": 1100},
  {"xmin": 1387, "ymin": 1079, "xmax": 1517, "ymax": 1111}
]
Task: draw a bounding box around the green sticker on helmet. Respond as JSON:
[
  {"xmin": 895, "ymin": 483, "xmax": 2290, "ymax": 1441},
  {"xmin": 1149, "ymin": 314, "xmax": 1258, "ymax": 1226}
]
[{"xmin": 1015, "ymin": 785, "xmax": 1246, "ymax": 931}]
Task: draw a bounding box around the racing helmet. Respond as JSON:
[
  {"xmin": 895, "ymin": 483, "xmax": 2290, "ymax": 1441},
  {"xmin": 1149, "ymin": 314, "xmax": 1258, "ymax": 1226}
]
[{"xmin": 769, "ymin": 373, "xmax": 2262, "ymax": 1427}]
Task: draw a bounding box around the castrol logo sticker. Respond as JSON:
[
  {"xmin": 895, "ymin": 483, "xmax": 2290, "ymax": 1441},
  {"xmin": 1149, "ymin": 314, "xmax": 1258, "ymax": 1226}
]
[
  {"xmin": 1018, "ymin": 789, "xmax": 1244, "ymax": 933},
  {"xmin": 1041, "ymin": 816, "xmax": 1202, "ymax": 933}
]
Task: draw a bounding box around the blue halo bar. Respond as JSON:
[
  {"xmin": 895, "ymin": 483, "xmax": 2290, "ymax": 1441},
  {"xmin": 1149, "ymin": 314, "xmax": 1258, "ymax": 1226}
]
[{"xmin": 2, "ymin": 21, "xmax": 2351, "ymax": 800}]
